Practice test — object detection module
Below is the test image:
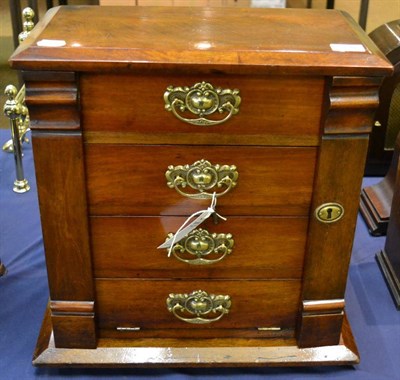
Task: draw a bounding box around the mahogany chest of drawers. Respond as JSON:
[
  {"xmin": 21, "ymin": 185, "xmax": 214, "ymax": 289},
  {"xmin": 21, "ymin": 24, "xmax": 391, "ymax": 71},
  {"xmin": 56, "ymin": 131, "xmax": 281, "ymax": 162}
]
[{"xmin": 10, "ymin": 6, "xmax": 392, "ymax": 366}]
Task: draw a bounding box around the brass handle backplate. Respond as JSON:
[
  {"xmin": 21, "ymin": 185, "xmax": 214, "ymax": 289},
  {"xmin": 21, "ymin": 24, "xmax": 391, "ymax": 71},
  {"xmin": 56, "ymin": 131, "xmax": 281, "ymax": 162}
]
[
  {"xmin": 164, "ymin": 81, "xmax": 241, "ymax": 126},
  {"xmin": 166, "ymin": 159, "xmax": 238, "ymax": 199},
  {"xmin": 165, "ymin": 228, "xmax": 234, "ymax": 265},
  {"xmin": 167, "ymin": 290, "xmax": 231, "ymax": 324}
]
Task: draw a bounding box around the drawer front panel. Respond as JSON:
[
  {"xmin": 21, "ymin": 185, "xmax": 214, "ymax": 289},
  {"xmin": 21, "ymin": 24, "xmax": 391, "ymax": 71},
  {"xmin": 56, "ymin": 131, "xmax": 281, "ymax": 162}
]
[
  {"xmin": 81, "ymin": 73, "xmax": 324, "ymax": 146},
  {"xmin": 91, "ymin": 216, "xmax": 308, "ymax": 279},
  {"xmin": 95, "ymin": 279, "xmax": 301, "ymax": 331},
  {"xmin": 85, "ymin": 145, "xmax": 317, "ymax": 216}
]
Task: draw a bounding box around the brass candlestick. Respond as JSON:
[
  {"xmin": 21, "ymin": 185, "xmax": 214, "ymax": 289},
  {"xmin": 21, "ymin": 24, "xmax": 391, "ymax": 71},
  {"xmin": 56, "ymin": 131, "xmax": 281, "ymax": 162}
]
[
  {"xmin": 3, "ymin": 85, "xmax": 30, "ymax": 193},
  {"xmin": 2, "ymin": 8, "xmax": 35, "ymax": 192}
]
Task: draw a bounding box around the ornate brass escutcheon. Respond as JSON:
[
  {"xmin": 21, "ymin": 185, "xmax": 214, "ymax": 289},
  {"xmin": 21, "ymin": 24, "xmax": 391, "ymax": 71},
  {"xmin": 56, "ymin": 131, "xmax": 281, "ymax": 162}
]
[
  {"xmin": 315, "ymin": 202, "xmax": 344, "ymax": 223},
  {"xmin": 165, "ymin": 159, "xmax": 238, "ymax": 199},
  {"xmin": 165, "ymin": 228, "xmax": 234, "ymax": 265},
  {"xmin": 166, "ymin": 290, "xmax": 231, "ymax": 324},
  {"xmin": 164, "ymin": 81, "xmax": 241, "ymax": 126}
]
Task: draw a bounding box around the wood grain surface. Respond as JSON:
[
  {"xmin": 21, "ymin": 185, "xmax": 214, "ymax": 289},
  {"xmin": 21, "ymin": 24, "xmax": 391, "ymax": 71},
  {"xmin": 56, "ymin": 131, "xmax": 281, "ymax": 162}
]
[
  {"xmin": 85, "ymin": 144, "xmax": 317, "ymax": 216},
  {"xmin": 32, "ymin": 132, "xmax": 96, "ymax": 348},
  {"xmin": 10, "ymin": 7, "xmax": 392, "ymax": 76},
  {"xmin": 91, "ymin": 216, "xmax": 308, "ymax": 279},
  {"xmin": 15, "ymin": 4, "xmax": 392, "ymax": 362},
  {"xmin": 81, "ymin": 73, "xmax": 323, "ymax": 147},
  {"xmin": 95, "ymin": 279, "xmax": 301, "ymax": 331}
]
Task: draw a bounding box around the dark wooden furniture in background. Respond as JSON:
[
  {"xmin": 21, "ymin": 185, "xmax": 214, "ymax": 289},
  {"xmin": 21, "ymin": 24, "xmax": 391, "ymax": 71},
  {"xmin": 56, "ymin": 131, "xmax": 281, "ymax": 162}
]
[
  {"xmin": 306, "ymin": 0, "xmax": 369, "ymax": 29},
  {"xmin": 10, "ymin": 6, "xmax": 392, "ymax": 367},
  {"xmin": 360, "ymin": 19, "xmax": 400, "ymax": 236},
  {"xmin": 46, "ymin": 0, "xmax": 68, "ymax": 9},
  {"xmin": 307, "ymin": 1, "xmax": 335, "ymax": 9},
  {"xmin": 365, "ymin": 19, "xmax": 400, "ymax": 176},
  {"xmin": 361, "ymin": 143, "xmax": 400, "ymax": 235},
  {"xmin": 358, "ymin": 0, "xmax": 370, "ymax": 30},
  {"xmin": 376, "ymin": 132, "xmax": 400, "ymax": 309}
]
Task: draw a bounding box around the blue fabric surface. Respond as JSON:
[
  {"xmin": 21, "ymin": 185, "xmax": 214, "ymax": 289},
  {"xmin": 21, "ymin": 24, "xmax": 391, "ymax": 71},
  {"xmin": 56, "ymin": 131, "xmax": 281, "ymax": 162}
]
[{"xmin": 0, "ymin": 128, "xmax": 399, "ymax": 379}]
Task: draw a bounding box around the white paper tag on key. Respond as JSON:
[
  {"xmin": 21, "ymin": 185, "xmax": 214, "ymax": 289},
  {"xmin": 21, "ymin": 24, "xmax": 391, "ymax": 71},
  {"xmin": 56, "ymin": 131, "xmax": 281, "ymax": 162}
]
[{"xmin": 157, "ymin": 193, "xmax": 226, "ymax": 257}]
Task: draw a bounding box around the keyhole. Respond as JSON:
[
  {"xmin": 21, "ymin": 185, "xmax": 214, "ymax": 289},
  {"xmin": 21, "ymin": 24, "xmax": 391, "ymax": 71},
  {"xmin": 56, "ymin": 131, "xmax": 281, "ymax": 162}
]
[{"xmin": 316, "ymin": 203, "xmax": 344, "ymax": 223}]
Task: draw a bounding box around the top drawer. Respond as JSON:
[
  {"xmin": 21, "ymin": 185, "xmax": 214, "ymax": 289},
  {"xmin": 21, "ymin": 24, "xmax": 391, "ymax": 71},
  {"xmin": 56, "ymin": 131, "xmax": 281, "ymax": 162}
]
[{"xmin": 81, "ymin": 73, "xmax": 324, "ymax": 146}]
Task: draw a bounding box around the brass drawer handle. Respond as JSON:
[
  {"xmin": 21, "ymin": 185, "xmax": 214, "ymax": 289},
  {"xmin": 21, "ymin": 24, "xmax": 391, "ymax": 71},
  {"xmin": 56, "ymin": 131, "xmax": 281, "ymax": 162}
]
[
  {"xmin": 165, "ymin": 228, "xmax": 234, "ymax": 265},
  {"xmin": 166, "ymin": 159, "xmax": 238, "ymax": 199},
  {"xmin": 164, "ymin": 81, "xmax": 241, "ymax": 126},
  {"xmin": 167, "ymin": 290, "xmax": 231, "ymax": 324}
]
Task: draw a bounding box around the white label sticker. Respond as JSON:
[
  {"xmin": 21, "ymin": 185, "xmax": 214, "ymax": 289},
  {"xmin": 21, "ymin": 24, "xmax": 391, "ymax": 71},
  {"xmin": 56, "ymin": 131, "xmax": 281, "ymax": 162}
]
[
  {"xmin": 37, "ymin": 39, "xmax": 66, "ymax": 47},
  {"xmin": 330, "ymin": 43, "xmax": 366, "ymax": 53},
  {"xmin": 251, "ymin": 0, "xmax": 286, "ymax": 8}
]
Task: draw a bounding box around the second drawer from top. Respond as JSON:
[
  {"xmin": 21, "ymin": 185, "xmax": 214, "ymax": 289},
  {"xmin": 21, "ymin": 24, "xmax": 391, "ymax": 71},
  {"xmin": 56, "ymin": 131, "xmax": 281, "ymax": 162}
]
[{"xmin": 85, "ymin": 144, "xmax": 317, "ymax": 216}]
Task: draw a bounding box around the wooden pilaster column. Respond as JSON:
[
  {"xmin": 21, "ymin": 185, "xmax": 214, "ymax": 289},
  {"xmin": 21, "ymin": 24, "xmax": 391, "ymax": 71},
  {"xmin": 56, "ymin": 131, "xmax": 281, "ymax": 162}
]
[
  {"xmin": 298, "ymin": 76, "xmax": 382, "ymax": 348},
  {"xmin": 24, "ymin": 71, "xmax": 96, "ymax": 348}
]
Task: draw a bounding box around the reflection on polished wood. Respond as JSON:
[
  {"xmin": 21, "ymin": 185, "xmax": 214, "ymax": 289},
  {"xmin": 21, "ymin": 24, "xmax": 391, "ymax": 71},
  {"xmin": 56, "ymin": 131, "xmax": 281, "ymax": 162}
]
[{"xmin": 10, "ymin": 7, "xmax": 390, "ymax": 74}]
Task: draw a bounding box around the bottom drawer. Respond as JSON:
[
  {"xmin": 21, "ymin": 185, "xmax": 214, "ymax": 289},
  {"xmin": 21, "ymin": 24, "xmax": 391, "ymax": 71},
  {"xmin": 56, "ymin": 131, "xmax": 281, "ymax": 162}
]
[{"xmin": 95, "ymin": 279, "xmax": 301, "ymax": 338}]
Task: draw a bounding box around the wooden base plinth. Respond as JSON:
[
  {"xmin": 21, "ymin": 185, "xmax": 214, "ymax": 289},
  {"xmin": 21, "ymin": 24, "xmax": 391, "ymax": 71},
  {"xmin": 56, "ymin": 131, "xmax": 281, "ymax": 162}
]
[
  {"xmin": 360, "ymin": 185, "xmax": 392, "ymax": 236},
  {"xmin": 376, "ymin": 250, "xmax": 400, "ymax": 309},
  {"xmin": 33, "ymin": 307, "xmax": 359, "ymax": 367}
]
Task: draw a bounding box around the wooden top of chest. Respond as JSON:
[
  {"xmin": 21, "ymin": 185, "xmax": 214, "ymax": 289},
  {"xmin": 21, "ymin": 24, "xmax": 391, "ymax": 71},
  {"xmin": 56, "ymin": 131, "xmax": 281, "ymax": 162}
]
[{"xmin": 10, "ymin": 6, "xmax": 392, "ymax": 76}]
